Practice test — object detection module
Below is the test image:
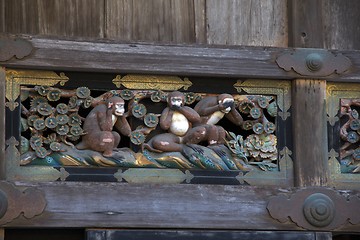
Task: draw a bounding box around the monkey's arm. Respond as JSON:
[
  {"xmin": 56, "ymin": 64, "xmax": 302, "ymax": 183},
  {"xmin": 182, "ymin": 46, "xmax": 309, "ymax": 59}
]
[
  {"xmin": 159, "ymin": 107, "xmax": 173, "ymax": 130},
  {"xmin": 178, "ymin": 106, "xmax": 201, "ymax": 123},
  {"xmin": 97, "ymin": 111, "xmax": 112, "ymax": 131},
  {"xmin": 115, "ymin": 117, "xmax": 132, "ymax": 137},
  {"xmin": 196, "ymin": 104, "xmax": 221, "ymax": 116},
  {"xmin": 225, "ymin": 106, "xmax": 243, "ymax": 126}
]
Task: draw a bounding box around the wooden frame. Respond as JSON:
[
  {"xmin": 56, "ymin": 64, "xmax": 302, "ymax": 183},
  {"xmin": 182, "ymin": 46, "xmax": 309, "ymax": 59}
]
[{"xmin": 0, "ymin": 35, "xmax": 360, "ymax": 232}]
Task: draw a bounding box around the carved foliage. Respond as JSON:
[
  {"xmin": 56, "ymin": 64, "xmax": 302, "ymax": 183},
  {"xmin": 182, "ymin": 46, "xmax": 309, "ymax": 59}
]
[{"xmin": 19, "ymin": 86, "xmax": 279, "ymax": 172}]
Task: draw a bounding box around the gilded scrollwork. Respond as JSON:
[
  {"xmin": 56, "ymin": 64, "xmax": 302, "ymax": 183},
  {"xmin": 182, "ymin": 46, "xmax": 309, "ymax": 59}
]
[
  {"xmin": 112, "ymin": 74, "xmax": 192, "ymax": 91},
  {"xmin": 233, "ymin": 79, "xmax": 291, "ymax": 120},
  {"xmin": 5, "ymin": 70, "xmax": 69, "ymax": 111}
]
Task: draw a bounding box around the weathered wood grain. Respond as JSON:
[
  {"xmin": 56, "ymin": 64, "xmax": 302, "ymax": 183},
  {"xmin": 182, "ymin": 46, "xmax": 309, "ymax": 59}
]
[
  {"xmin": 0, "ymin": 68, "xmax": 5, "ymax": 180},
  {"xmin": 205, "ymin": 0, "xmax": 288, "ymax": 47},
  {"xmin": 292, "ymin": 80, "xmax": 328, "ymax": 187},
  {"xmin": 0, "ymin": 0, "xmax": 5, "ymax": 33},
  {"xmin": 4, "ymin": 0, "xmax": 105, "ymax": 38},
  {"xmin": 288, "ymin": 0, "xmax": 324, "ymax": 48},
  {"xmin": 3, "ymin": 35, "xmax": 360, "ymax": 82},
  {"xmin": 86, "ymin": 229, "xmax": 328, "ymax": 240},
  {"xmin": 322, "ymin": 0, "xmax": 360, "ymax": 50},
  {"xmin": 194, "ymin": 0, "xmax": 207, "ymax": 44},
  {"xmin": 4, "ymin": 182, "xmax": 359, "ymax": 232},
  {"xmin": 105, "ymin": 0, "xmax": 196, "ymax": 43}
]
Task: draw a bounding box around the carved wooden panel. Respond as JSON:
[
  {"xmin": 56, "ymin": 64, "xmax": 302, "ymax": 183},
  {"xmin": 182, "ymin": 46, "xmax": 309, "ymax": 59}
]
[
  {"xmin": 4, "ymin": 69, "xmax": 293, "ymax": 186},
  {"xmin": 327, "ymin": 82, "xmax": 360, "ymax": 189}
]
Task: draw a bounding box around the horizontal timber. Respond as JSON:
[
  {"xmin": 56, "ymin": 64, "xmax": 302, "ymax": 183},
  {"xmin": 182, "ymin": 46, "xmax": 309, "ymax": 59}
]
[
  {"xmin": 1, "ymin": 35, "xmax": 360, "ymax": 82},
  {"xmin": 4, "ymin": 181, "xmax": 360, "ymax": 232}
]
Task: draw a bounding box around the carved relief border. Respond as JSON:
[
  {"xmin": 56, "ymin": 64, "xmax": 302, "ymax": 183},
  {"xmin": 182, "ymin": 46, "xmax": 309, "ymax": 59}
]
[
  {"xmin": 5, "ymin": 69, "xmax": 69, "ymax": 181},
  {"xmin": 234, "ymin": 79, "xmax": 293, "ymax": 185},
  {"xmin": 326, "ymin": 82, "xmax": 360, "ymax": 189}
]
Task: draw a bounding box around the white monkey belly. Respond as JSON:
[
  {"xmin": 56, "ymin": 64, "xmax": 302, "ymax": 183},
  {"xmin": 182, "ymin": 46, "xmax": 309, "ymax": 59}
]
[
  {"xmin": 207, "ymin": 111, "xmax": 225, "ymax": 125},
  {"xmin": 170, "ymin": 112, "xmax": 190, "ymax": 136}
]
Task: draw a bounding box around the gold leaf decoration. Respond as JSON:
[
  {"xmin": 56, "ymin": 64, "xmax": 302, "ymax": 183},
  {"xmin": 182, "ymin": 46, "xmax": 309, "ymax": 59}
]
[
  {"xmin": 112, "ymin": 74, "xmax": 192, "ymax": 91},
  {"xmin": 6, "ymin": 69, "xmax": 69, "ymax": 111},
  {"xmin": 234, "ymin": 80, "xmax": 291, "ymax": 120}
]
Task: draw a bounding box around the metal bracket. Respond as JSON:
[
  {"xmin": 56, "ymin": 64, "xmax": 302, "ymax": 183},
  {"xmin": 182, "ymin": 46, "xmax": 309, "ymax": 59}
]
[
  {"xmin": 267, "ymin": 188, "xmax": 360, "ymax": 230},
  {"xmin": 0, "ymin": 37, "xmax": 33, "ymax": 62},
  {"xmin": 0, "ymin": 181, "xmax": 46, "ymax": 225},
  {"xmin": 276, "ymin": 49, "xmax": 352, "ymax": 77}
]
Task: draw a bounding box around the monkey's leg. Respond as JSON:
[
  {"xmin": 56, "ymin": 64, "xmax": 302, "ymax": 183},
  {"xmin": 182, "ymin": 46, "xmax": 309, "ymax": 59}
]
[
  {"xmin": 112, "ymin": 131, "xmax": 121, "ymax": 149},
  {"xmin": 206, "ymin": 125, "xmax": 220, "ymax": 145},
  {"xmin": 99, "ymin": 131, "xmax": 116, "ymax": 157},
  {"xmin": 152, "ymin": 134, "xmax": 183, "ymax": 152},
  {"xmin": 216, "ymin": 126, "xmax": 227, "ymax": 145}
]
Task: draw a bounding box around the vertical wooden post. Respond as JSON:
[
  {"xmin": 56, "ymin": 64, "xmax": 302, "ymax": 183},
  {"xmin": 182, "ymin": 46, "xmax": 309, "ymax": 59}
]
[
  {"xmin": 292, "ymin": 79, "xmax": 328, "ymax": 187},
  {"xmin": 0, "ymin": 68, "xmax": 5, "ymax": 180}
]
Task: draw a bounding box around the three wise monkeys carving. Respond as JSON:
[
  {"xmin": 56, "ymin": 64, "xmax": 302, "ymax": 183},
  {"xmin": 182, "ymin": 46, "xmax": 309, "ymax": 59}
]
[{"xmin": 77, "ymin": 91, "xmax": 244, "ymax": 157}]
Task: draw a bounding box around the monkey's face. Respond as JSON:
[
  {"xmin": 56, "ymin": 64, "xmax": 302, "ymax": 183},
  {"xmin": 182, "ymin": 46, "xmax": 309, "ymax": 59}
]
[
  {"xmin": 219, "ymin": 97, "xmax": 234, "ymax": 113},
  {"xmin": 112, "ymin": 101, "xmax": 125, "ymax": 116},
  {"xmin": 170, "ymin": 97, "xmax": 184, "ymax": 109}
]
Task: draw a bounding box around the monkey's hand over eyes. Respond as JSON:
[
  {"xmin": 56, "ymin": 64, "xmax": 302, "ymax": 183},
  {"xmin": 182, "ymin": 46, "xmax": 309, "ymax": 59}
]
[{"xmin": 220, "ymin": 100, "xmax": 234, "ymax": 109}]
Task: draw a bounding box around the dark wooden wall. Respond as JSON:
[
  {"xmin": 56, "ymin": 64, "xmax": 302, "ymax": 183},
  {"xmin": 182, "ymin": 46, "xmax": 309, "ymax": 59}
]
[{"xmin": 1, "ymin": 0, "xmax": 360, "ymax": 49}]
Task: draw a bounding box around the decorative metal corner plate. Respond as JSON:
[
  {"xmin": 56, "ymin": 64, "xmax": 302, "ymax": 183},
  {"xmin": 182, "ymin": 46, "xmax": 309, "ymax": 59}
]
[
  {"xmin": 0, "ymin": 37, "xmax": 33, "ymax": 62},
  {"xmin": 276, "ymin": 49, "xmax": 352, "ymax": 77},
  {"xmin": 0, "ymin": 181, "xmax": 46, "ymax": 225},
  {"xmin": 267, "ymin": 188, "xmax": 360, "ymax": 230}
]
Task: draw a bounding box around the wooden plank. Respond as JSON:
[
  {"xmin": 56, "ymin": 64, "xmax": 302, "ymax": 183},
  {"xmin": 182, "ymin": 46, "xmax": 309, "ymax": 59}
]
[
  {"xmin": 86, "ymin": 229, "xmax": 318, "ymax": 240},
  {"xmin": 2, "ymin": 35, "xmax": 360, "ymax": 82},
  {"xmin": 292, "ymin": 80, "xmax": 328, "ymax": 187},
  {"xmin": 105, "ymin": 0, "xmax": 196, "ymax": 43},
  {"xmin": 194, "ymin": 0, "xmax": 207, "ymax": 44},
  {"xmin": 288, "ymin": 0, "xmax": 324, "ymax": 48},
  {"xmin": 205, "ymin": 0, "xmax": 288, "ymax": 47},
  {"xmin": 0, "ymin": 0, "xmax": 5, "ymax": 33},
  {"xmin": 3, "ymin": 182, "xmax": 300, "ymax": 229},
  {"xmin": 4, "ymin": 0, "xmax": 105, "ymax": 38},
  {"xmin": 322, "ymin": 0, "xmax": 360, "ymax": 50},
  {"xmin": 4, "ymin": 182, "xmax": 359, "ymax": 232},
  {"xmin": 4, "ymin": 0, "xmax": 40, "ymax": 35},
  {"xmin": 0, "ymin": 68, "xmax": 5, "ymax": 180}
]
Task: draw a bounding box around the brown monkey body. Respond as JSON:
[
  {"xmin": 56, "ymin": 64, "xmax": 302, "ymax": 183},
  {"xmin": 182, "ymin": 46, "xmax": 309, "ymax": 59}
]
[
  {"xmin": 191, "ymin": 94, "xmax": 244, "ymax": 145},
  {"xmin": 144, "ymin": 91, "xmax": 204, "ymax": 152},
  {"xmin": 77, "ymin": 96, "xmax": 131, "ymax": 157}
]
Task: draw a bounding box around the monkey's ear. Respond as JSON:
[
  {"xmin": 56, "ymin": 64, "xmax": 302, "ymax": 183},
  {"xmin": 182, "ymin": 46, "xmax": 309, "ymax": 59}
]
[{"xmin": 107, "ymin": 102, "xmax": 113, "ymax": 108}]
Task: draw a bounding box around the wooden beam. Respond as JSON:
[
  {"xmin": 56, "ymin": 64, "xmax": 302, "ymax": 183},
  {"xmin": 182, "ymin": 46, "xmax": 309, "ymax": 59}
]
[
  {"xmin": 0, "ymin": 68, "xmax": 5, "ymax": 180},
  {"xmin": 3, "ymin": 182, "xmax": 358, "ymax": 232},
  {"xmin": 1, "ymin": 35, "xmax": 360, "ymax": 82},
  {"xmin": 292, "ymin": 80, "xmax": 328, "ymax": 187}
]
